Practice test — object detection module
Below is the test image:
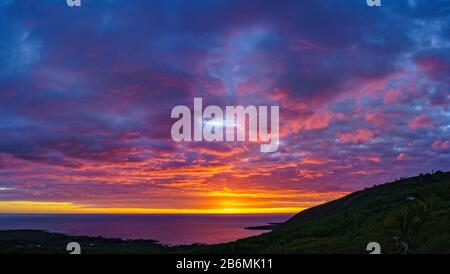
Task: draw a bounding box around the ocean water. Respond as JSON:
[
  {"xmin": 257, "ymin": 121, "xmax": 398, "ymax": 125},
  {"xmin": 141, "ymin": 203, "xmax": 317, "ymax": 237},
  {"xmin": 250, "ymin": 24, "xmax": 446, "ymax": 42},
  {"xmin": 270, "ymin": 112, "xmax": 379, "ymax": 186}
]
[{"xmin": 0, "ymin": 214, "xmax": 292, "ymax": 245}]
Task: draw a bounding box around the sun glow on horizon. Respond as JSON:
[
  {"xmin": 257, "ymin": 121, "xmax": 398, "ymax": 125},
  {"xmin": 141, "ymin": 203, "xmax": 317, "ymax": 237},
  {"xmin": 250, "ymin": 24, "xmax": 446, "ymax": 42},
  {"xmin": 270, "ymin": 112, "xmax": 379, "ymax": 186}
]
[{"xmin": 0, "ymin": 201, "xmax": 307, "ymax": 214}]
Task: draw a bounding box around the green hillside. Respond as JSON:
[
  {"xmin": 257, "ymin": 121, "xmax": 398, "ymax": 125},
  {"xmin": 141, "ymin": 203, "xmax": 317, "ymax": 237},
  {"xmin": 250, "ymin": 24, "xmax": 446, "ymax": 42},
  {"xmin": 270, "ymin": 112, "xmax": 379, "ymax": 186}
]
[{"xmin": 201, "ymin": 171, "xmax": 450, "ymax": 254}]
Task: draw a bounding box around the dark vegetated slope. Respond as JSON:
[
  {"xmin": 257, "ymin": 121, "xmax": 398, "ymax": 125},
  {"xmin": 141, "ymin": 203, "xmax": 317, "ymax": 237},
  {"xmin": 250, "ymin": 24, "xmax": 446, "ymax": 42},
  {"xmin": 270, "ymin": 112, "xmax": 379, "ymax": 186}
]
[{"xmin": 201, "ymin": 171, "xmax": 450, "ymax": 254}]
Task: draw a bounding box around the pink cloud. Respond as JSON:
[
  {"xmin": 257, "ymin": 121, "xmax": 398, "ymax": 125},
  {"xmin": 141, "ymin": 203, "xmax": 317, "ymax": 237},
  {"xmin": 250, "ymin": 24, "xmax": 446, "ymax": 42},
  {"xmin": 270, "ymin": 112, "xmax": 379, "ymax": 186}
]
[
  {"xmin": 415, "ymin": 57, "xmax": 450, "ymax": 76},
  {"xmin": 408, "ymin": 114, "xmax": 434, "ymax": 129},
  {"xmin": 282, "ymin": 109, "xmax": 334, "ymax": 136},
  {"xmin": 364, "ymin": 110, "xmax": 404, "ymax": 127},
  {"xmin": 337, "ymin": 129, "xmax": 374, "ymax": 144},
  {"xmin": 357, "ymin": 156, "xmax": 381, "ymax": 162},
  {"xmin": 383, "ymin": 88, "xmax": 404, "ymax": 104},
  {"xmin": 397, "ymin": 152, "xmax": 408, "ymax": 161},
  {"xmin": 365, "ymin": 112, "xmax": 386, "ymax": 127},
  {"xmin": 290, "ymin": 38, "xmax": 330, "ymax": 52},
  {"xmin": 431, "ymin": 140, "xmax": 450, "ymax": 150},
  {"xmin": 267, "ymin": 88, "xmax": 289, "ymax": 101},
  {"xmin": 303, "ymin": 111, "xmax": 333, "ymax": 130}
]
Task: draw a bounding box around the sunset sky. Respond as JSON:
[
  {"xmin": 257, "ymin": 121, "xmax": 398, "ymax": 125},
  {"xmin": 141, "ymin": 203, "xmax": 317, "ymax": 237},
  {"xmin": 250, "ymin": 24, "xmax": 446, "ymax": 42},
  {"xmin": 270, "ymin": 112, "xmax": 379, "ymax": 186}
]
[{"xmin": 0, "ymin": 0, "xmax": 449, "ymax": 214}]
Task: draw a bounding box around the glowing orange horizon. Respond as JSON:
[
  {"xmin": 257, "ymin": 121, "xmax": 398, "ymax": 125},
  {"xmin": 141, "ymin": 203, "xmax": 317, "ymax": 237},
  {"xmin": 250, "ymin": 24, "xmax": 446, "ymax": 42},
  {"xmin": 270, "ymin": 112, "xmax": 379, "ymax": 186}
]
[{"xmin": 0, "ymin": 201, "xmax": 307, "ymax": 214}]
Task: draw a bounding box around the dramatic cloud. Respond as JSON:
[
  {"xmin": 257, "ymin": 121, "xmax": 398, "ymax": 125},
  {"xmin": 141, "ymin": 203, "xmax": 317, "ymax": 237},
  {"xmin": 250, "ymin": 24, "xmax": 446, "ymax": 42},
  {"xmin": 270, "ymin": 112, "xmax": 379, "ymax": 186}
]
[{"xmin": 0, "ymin": 0, "xmax": 449, "ymax": 213}]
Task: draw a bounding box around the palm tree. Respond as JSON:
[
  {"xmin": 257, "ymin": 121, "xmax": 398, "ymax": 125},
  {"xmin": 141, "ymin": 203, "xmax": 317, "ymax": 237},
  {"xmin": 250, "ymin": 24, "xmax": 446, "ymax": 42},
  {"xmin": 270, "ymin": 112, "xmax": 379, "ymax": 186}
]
[{"xmin": 395, "ymin": 198, "xmax": 430, "ymax": 254}]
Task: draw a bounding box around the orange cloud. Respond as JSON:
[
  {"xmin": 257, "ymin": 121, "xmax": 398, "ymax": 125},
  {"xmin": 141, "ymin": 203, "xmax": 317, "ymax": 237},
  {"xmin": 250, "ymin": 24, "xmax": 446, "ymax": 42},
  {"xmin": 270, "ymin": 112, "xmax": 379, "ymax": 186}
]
[
  {"xmin": 191, "ymin": 146, "xmax": 247, "ymax": 158},
  {"xmin": 298, "ymin": 169, "xmax": 328, "ymax": 179},
  {"xmin": 299, "ymin": 156, "xmax": 332, "ymax": 165}
]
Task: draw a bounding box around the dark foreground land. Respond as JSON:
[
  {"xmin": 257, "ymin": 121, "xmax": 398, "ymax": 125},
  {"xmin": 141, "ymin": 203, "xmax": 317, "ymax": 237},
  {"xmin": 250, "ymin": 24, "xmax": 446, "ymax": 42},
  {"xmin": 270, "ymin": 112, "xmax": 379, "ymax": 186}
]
[{"xmin": 1, "ymin": 171, "xmax": 449, "ymax": 254}]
